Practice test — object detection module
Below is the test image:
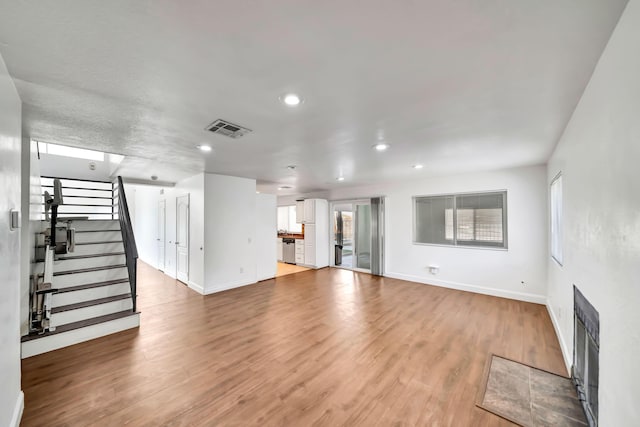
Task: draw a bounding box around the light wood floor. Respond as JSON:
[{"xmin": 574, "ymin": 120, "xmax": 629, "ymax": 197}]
[
  {"xmin": 276, "ymin": 261, "xmax": 311, "ymax": 277},
  {"xmin": 21, "ymin": 262, "xmax": 566, "ymax": 426}
]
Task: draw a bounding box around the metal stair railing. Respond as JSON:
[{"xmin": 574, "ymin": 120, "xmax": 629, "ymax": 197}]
[
  {"xmin": 40, "ymin": 176, "xmax": 117, "ymax": 220},
  {"xmin": 114, "ymin": 176, "xmax": 138, "ymax": 312}
]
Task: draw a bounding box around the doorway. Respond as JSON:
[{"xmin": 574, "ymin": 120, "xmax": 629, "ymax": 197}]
[
  {"xmin": 158, "ymin": 199, "xmax": 166, "ymax": 271},
  {"xmin": 332, "ymin": 200, "xmax": 372, "ymax": 272},
  {"xmin": 176, "ymin": 194, "xmax": 189, "ymax": 283}
]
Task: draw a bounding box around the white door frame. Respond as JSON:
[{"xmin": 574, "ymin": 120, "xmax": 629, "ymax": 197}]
[
  {"xmin": 158, "ymin": 199, "xmax": 166, "ymax": 271},
  {"xmin": 176, "ymin": 194, "xmax": 190, "ymax": 284}
]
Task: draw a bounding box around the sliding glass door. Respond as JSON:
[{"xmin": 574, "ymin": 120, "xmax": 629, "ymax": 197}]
[
  {"xmin": 332, "ymin": 200, "xmax": 375, "ymax": 273},
  {"xmin": 354, "ymin": 203, "xmax": 371, "ymax": 270}
]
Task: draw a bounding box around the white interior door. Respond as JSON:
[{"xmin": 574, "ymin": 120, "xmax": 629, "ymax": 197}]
[
  {"xmin": 158, "ymin": 200, "xmax": 166, "ymax": 271},
  {"xmin": 176, "ymin": 195, "xmax": 189, "ymax": 283}
]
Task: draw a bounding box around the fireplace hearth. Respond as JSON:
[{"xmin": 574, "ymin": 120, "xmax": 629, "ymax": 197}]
[{"xmin": 573, "ymin": 285, "xmax": 599, "ymax": 426}]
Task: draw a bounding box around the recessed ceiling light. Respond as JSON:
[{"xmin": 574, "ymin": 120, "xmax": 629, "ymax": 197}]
[
  {"xmin": 336, "ymin": 176, "xmax": 345, "ymax": 181},
  {"xmin": 281, "ymin": 93, "xmax": 302, "ymax": 106},
  {"xmin": 373, "ymin": 143, "xmax": 389, "ymax": 151},
  {"xmin": 197, "ymin": 145, "xmax": 212, "ymax": 152},
  {"xmin": 287, "ymin": 165, "xmax": 297, "ymax": 170},
  {"xmin": 256, "ymin": 191, "xmax": 260, "ymax": 194},
  {"xmin": 413, "ymin": 164, "xmax": 424, "ymax": 169}
]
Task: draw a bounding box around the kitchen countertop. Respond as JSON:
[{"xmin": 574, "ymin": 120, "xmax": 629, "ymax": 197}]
[{"xmin": 278, "ymin": 234, "xmax": 304, "ymax": 239}]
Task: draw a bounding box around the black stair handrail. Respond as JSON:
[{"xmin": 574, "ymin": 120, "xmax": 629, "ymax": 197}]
[{"xmin": 115, "ymin": 176, "xmax": 138, "ymax": 311}]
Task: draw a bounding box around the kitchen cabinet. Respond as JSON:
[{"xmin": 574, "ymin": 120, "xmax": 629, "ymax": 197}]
[
  {"xmin": 304, "ymin": 225, "xmax": 316, "ymax": 265},
  {"xmin": 304, "ymin": 199, "xmax": 316, "ymax": 223},
  {"xmin": 295, "ymin": 199, "xmax": 318, "ymax": 224},
  {"xmin": 295, "ymin": 201, "xmax": 305, "ymax": 224},
  {"xmin": 295, "ymin": 239, "xmax": 304, "ymax": 264},
  {"xmin": 298, "ymin": 199, "xmax": 329, "ymax": 268},
  {"xmin": 277, "ymin": 238, "xmax": 283, "ymax": 261}
]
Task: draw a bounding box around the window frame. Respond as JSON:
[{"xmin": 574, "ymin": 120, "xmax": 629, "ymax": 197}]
[
  {"xmin": 412, "ymin": 190, "xmax": 508, "ymax": 250},
  {"xmin": 550, "ymin": 172, "xmax": 563, "ymax": 266},
  {"xmin": 277, "ymin": 205, "xmax": 302, "ymax": 234}
]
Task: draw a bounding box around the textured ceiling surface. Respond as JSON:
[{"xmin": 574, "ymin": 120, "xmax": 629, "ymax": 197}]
[{"xmin": 0, "ymin": 0, "xmax": 628, "ymax": 193}]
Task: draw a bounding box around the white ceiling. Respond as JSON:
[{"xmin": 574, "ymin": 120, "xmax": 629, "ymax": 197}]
[{"xmin": 0, "ymin": 0, "xmax": 628, "ymax": 194}]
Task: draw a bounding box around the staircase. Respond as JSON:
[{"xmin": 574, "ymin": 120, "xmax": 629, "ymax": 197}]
[{"xmin": 22, "ymin": 177, "xmax": 140, "ymax": 358}]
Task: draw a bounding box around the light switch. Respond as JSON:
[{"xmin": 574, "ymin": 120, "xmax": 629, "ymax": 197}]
[{"xmin": 10, "ymin": 209, "xmax": 21, "ymax": 231}]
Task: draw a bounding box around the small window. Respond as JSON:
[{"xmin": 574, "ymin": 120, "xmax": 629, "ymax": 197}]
[
  {"xmin": 38, "ymin": 141, "xmax": 105, "ymax": 161},
  {"xmin": 550, "ymin": 174, "xmax": 563, "ymax": 265},
  {"xmin": 413, "ymin": 191, "xmax": 507, "ymax": 248},
  {"xmin": 277, "ymin": 205, "xmax": 302, "ymax": 233}
]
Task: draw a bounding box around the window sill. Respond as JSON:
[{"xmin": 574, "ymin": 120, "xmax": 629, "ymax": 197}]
[{"xmin": 411, "ymin": 242, "xmax": 508, "ymax": 251}]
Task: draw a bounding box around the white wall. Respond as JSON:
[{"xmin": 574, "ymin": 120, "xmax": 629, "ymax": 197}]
[
  {"xmin": 277, "ymin": 191, "xmax": 329, "ymax": 207},
  {"xmin": 546, "ymin": 1, "xmax": 640, "ymax": 424},
  {"xmin": 20, "ymin": 139, "xmax": 42, "ymax": 336},
  {"xmin": 0, "ymin": 52, "xmax": 24, "ymax": 427},
  {"xmin": 132, "ymin": 185, "xmax": 161, "ymax": 270},
  {"xmin": 39, "ymin": 152, "xmax": 112, "ymax": 181},
  {"xmin": 256, "ymin": 193, "xmax": 277, "ymax": 281},
  {"xmin": 316, "ymin": 165, "xmax": 548, "ymax": 303},
  {"xmin": 204, "ymin": 174, "xmax": 257, "ymax": 294}
]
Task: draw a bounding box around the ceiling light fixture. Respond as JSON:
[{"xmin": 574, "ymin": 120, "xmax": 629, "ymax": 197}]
[
  {"xmin": 197, "ymin": 145, "xmax": 212, "ymax": 152},
  {"xmin": 413, "ymin": 164, "xmax": 424, "ymax": 169},
  {"xmin": 373, "ymin": 143, "xmax": 389, "ymax": 151},
  {"xmin": 278, "ymin": 186, "xmax": 293, "ymax": 190},
  {"xmin": 336, "ymin": 176, "xmax": 345, "ymax": 181},
  {"xmin": 287, "ymin": 165, "xmax": 297, "ymax": 171},
  {"xmin": 281, "ymin": 93, "xmax": 302, "ymax": 106}
]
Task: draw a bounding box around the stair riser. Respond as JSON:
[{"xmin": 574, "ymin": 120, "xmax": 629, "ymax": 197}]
[
  {"xmin": 45, "ymin": 220, "xmax": 121, "ymax": 232},
  {"xmin": 53, "ymin": 283, "xmax": 132, "ymax": 307},
  {"xmin": 53, "ymin": 267, "xmax": 129, "ymax": 288},
  {"xmin": 67, "ymin": 242, "xmax": 125, "ymax": 256},
  {"xmin": 51, "ymin": 299, "xmax": 133, "ymax": 327},
  {"xmin": 35, "ymin": 254, "xmax": 126, "ymax": 272},
  {"xmin": 21, "ymin": 313, "xmax": 140, "ymax": 358},
  {"xmin": 37, "ymin": 242, "xmax": 125, "ymax": 260},
  {"xmin": 75, "ymin": 230, "xmax": 122, "ymax": 244}
]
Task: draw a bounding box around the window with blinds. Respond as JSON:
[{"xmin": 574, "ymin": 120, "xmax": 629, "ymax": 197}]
[
  {"xmin": 414, "ymin": 191, "xmax": 507, "ymax": 248},
  {"xmin": 550, "ymin": 174, "xmax": 563, "ymax": 265}
]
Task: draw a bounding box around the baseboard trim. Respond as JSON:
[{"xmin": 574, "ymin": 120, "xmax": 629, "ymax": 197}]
[
  {"xmin": 546, "ymin": 300, "xmax": 572, "ymax": 374},
  {"xmin": 187, "ymin": 281, "xmax": 204, "ymax": 295},
  {"xmin": 10, "ymin": 391, "xmax": 24, "ymax": 427},
  {"xmin": 204, "ymin": 279, "xmax": 257, "ymax": 295},
  {"xmin": 384, "ymin": 272, "xmax": 546, "ymax": 304}
]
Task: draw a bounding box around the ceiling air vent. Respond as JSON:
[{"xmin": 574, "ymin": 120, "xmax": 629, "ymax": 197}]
[{"xmin": 205, "ymin": 119, "xmax": 252, "ymax": 139}]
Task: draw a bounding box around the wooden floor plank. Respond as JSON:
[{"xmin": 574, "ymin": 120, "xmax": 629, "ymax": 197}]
[{"xmin": 21, "ymin": 261, "xmax": 566, "ymax": 426}]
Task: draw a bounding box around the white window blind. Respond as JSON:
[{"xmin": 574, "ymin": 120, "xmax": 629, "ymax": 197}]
[
  {"xmin": 550, "ymin": 174, "xmax": 563, "ymax": 265},
  {"xmin": 414, "ymin": 191, "xmax": 507, "ymax": 248}
]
